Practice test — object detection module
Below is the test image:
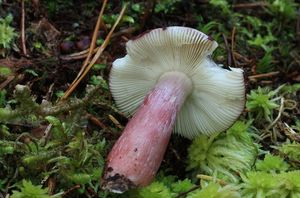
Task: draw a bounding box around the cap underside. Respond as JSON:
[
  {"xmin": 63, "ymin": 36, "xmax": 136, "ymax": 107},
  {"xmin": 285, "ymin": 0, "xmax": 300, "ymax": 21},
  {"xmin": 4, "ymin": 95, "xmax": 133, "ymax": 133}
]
[{"xmin": 110, "ymin": 26, "xmax": 245, "ymax": 139}]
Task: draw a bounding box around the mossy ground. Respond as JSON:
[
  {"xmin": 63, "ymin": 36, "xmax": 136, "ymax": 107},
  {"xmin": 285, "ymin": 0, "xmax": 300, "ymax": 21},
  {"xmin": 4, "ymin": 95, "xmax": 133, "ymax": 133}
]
[{"xmin": 0, "ymin": 0, "xmax": 299, "ymax": 197}]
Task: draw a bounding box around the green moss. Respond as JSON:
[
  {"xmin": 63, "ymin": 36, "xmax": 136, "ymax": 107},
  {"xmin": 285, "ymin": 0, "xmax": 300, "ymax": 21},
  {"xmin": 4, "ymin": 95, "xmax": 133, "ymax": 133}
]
[
  {"xmin": 11, "ymin": 180, "xmax": 50, "ymax": 198},
  {"xmin": 278, "ymin": 141, "xmax": 300, "ymax": 162},
  {"xmin": 0, "ymin": 14, "xmax": 17, "ymax": 51},
  {"xmin": 187, "ymin": 183, "xmax": 240, "ymax": 198},
  {"xmin": 256, "ymin": 154, "xmax": 289, "ymax": 173},
  {"xmin": 187, "ymin": 121, "xmax": 258, "ymax": 182}
]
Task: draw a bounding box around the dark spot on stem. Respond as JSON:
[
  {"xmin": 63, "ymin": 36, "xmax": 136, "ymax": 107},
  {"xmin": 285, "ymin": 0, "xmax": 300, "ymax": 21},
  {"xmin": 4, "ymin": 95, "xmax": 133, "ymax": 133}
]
[
  {"xmin": 143, "ymin": 94, "xmax": 150, "ymax": 105},
  {"xmin": 102, "ymin": 173, "xmax": 137, "ymax": 193},
  {"xmin": 134, "ymin": 148, "xmax": 138, "ymax": 152},
  {"xmin": 107, "ymin": 167, "xmax": 113, "ymax": 172}
]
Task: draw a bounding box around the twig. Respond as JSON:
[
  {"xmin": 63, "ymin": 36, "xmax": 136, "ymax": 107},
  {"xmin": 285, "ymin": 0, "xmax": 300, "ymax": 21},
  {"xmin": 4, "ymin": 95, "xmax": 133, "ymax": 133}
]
[
  {"xmin": 0, "ymin": 76, "xmax": 15, "ymax": 90},
  {"xmin": 297, "ymin": 9, "xmax": 300, "ymax": 40},
  {"xmin": 171, "ymin": 147, "xmax": 181, "ymax": 160},
  {"xmin": 283, "ymin": 99, "xmax": 297, "ymax": 110},
  {"xmin": 266, "ymin": 97, "xmax": 284, "ymax": 130},
  {"xmin": 260, "ymin": 132, "xmax": 271, "ymax": 140},
  {"xmin": 47, "ymin": 176, "xmax": 56, "ymax": 195},
  {"xmin": 197, "ymin": 174, "xmax": 227, "ymax": 186},
  {"xmin": 233, "ymin": 2, "xmax": 269, "ymax": 9},
  {"xmin": 222, "ymin": 33, "xmax": 232, "ymax": 68},
  {"xmin": 59, "ymin": 27, "xmax": 137, "ymax": 61},
  {"xmin": 139, "ymin": 0, "xmax": 155, "ymax": 29},
  {"xmin": 4, "ymin": 167, "xmax": 19, "ymax": 195},
  {"xmin": 60, "ymin": 47, "xmax": 98, "ymax": 61},
  {"xmin": 111, "ymin": 26, "xmax": 137, "ymax": 39},
  {"xmin": 87, "ymin": 114, "xmax": 115, "ymax": 134},
  {"xmin": 86, "ymin": 187, "xmax": 98, "ymax": 197},
  {"xmin": 282, "ymin": 122, "xmax": 300, "ymax": 142},
  {"xmin": 260, "ymin": 80, "xmax": 274, "ymax": 84},
  {"xmin": 15, "ymin": 132, "xmax": 39, "ymax": 152},
  {"xmin": 21, "ymin": 0, "xmax": 28, "ymax": 56},
  {"xmin": 233, "ymin": 52, "xmax": 251, "ymax": 63},
  {"xmin": 62, "ymin": 184, "xmax": 81, "ymax": 197},
  {"xmin": 41, "ymin": 124, "xmax": 53, "ymax": 146},
  {"xmin": 175, "ymin": 185, "xmax": 200, "ymax": 198},
  {"xmin": 69, "ymin": 0, "xmax": 108, "ymax": 86},
  {"xmin": 108, "ymin": 114, "xmax": 124, "ymax": 129},
  {"xmin": 248, "ymin": 71, "xmax": 280, "ymax": 80},
  {"xmin": 62, "ymin": 4, "xmax": 127, "ymax": 99},
  {"xmin": 88, "ymin": 114, "xmax": 108, "ymax": 129},
  {"xmin": 231, "ymin": 27, "xmax": 237, "ymax": 67}
]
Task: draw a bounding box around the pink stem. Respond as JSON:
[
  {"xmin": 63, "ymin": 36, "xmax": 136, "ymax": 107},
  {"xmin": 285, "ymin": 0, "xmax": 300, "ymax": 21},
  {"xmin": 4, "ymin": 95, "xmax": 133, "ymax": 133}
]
[{"xmin": 102, "ymin": 72, "xmax": 192, "ymax": 193}]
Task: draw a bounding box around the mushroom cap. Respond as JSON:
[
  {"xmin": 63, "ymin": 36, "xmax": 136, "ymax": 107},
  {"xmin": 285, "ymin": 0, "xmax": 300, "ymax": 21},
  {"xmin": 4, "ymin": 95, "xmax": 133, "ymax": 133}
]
[{"xmin": 110, "ymin": 26, "xmax": 245, "ymax": 139}]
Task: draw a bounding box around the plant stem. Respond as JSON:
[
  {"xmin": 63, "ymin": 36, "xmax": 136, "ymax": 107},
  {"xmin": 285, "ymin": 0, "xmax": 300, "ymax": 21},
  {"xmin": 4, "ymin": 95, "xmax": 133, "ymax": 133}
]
[{"xmin": 102, "ymin": 71, "xmax": 192, "ymax": 193}]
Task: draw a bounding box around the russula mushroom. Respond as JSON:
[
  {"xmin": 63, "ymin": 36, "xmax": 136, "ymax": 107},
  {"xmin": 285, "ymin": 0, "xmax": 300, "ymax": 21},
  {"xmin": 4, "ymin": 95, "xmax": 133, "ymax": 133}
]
[{"xmin": 102, "ymin": 26, "xmax": 245, "ymax": 193}]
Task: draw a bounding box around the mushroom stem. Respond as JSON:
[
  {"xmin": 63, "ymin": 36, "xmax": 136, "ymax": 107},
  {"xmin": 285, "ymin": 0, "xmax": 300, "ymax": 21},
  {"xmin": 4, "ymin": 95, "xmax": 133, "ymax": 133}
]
[{"xmin": 102, "ymin": 71, "xmax": 192, "ymax": 193}]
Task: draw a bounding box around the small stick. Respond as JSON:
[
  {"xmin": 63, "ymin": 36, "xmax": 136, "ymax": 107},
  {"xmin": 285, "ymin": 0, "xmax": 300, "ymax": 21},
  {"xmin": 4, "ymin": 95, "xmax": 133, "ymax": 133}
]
[
  {"xmin": 175, "ymin": 185, "xmax": 200, "ymax": 198},
  {"xmin": 88, "ymin": 114, "xmax": 108, "ymax": 129},
  {"xmin": 47, "ymin": 176, "xmax": 56, "ymax": 195},
  {"xmin": 297, "ymin": 9, "xmax": 300, "ymax": 40},
  {"xmin": 111, "ymin": 26, "xmax": 137, "ymax": 38},
  {"xmin": 87, "ymin": 113, "xmax": 115, "ymax": 134},
  {"xmin": 282, "ymin": 122, "xmax": 300, "ymax": 142},
  {"xmin": 69, "ymin": 0, "xmax": 108, "ymax": 86},
  {"xmin": 108, "ymin": 114, "xmax": 123, "ymax": 129},
  {"xmin": 231, "ymin": 27, "xmax": 237, "ymax": 67},
  {"xmin": 60, "ymin": 48, "xmax": 98, "ymax": 61},
  {"xmin": 248, "ymin": 71, "xmax": 280, "ymax": 80},
  {"xmin": 260, "ymin": 80, "xmax": 273, "ymax": 84},
  {"xmin": 222, "ymin": 33, "xmax": 232, "ymax": 67},
  {"xmin": 21, "ymin": 0, "xmax": 28, "ymax": 56},
  {"xmin": 62, "ymin": 184, "xmax": 81, "ymax": 197},
  {"xmin": 283, "ymin": 99, "xmax": 297, "ymax": 110},
  {"xmin": 86, "ymin": 187, "xmax": 98, "ymax": 197},
  {"xmin": 41, "ymin": 124, "xmax": 53, "ymax": 146},
  {"xmin": 233, "ymin": 52, "xmax": 251, "ymax": 63},
  {"xmin": 60, "ymin": 27, "xmax": 137, "ymax": 61},
  {"xmin": 266, "ymin": 97, "xmax": 284, "ymax": 130},
  {"xmin": 4, "ymin": 167, "xmax": 19, "ymax": 195},
  {"xmin": 197, "ymin": 174, "xmax": 227, "ymax": 186},
  {"xmin": 62, "ymin": 4, "xmax": 127, "ymax": 99},
  {"xmin": 0, "ymin": 76, "xmax": 15, "ymax": 90},
  {"xmin": 233, "ymin": 2, "xmax": 269, "ymax": 9},
  {"xmin": 260, "ymin": 132, "xmax": 271, "ymax": 140}
]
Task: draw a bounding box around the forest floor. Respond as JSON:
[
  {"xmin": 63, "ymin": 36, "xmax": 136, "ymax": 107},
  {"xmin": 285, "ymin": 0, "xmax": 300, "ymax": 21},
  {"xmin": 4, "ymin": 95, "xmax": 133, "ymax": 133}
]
[{"xmin": 0, "ymin": 0, "xmax": 300, "ymax": 197}]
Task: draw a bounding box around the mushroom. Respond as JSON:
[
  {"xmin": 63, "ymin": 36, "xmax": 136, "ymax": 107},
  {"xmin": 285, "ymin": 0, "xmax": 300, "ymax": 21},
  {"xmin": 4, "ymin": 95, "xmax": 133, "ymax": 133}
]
[{"xmin": 102, "ymin": 26, "xmax": 245, "ymax": 193}]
